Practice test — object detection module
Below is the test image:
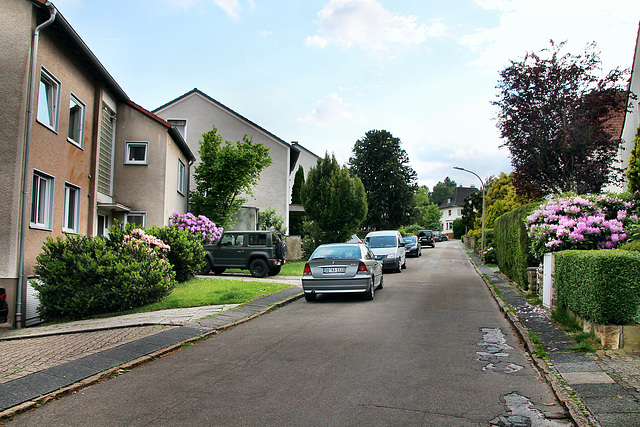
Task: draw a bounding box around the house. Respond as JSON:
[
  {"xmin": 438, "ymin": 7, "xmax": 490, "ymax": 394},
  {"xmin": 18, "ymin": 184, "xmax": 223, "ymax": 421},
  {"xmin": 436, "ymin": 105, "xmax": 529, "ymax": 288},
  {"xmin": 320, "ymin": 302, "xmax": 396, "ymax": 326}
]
[
  {"xmin": 153, "ymin": 89, "xmax": 319, "ymax": 231},
  {"xmin": 0, "ymin": 0, "xmax": 193, "ymax": 327},
  {"xmin": 606, "ymin": 21, "xmax": 640, "ymax": 193},
  {"xmin": 439, "ymin": 186, "xmax": 479, "ymax": 238}
]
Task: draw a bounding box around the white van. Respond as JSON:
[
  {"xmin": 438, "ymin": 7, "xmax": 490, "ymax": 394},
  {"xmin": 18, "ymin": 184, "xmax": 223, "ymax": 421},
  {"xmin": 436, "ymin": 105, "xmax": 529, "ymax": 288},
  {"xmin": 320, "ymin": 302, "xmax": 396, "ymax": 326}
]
[{"xmin": 364, "ymin": 230, "xmax": 406, "ymax": 273}]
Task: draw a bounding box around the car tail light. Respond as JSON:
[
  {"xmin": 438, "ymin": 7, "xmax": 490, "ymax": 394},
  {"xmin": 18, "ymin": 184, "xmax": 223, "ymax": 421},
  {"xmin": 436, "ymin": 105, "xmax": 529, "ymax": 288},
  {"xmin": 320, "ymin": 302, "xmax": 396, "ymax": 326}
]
[
  {"xmin": 357, "ymin": 261, "xmax": 368, "ymax": 274},
  {"xmin": 303, "ymin": 263, "xmax": 311, "ymax": 275}
]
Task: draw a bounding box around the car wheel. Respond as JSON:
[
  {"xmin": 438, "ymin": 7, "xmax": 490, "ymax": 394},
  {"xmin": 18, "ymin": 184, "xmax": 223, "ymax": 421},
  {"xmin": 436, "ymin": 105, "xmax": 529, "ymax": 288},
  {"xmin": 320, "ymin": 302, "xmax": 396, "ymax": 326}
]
[
  {"xmin": 268, "ymin": 265, "xmax": 281, "ymax": 276},
  {"xmin": 396, "ymin": 260, "xmax": 402, "ymax": 273},
  {"xmin": 201, "ymin": 259, "xmax": 212, "ymax": 275},
  {"xmin": 402, "ymin": 258, "xmax": 407, "ymax": 269},
  {"xmin": 377, "ymin": 275, "xmax": 384, "ymax": 290},
  {"xmin": 249, "ymin": 258, "xmax": 268, "ymax": 278},
  {"xmin": 213, "ymin": 267, "xmax": 226, "ymax": 275},
  {"xmin": 304, "ymin": 292, "xmax": 316, "ymax": 302},
  {"xmin": 363, "ymin": 277, "xmax": 374, "ymax": 301}
]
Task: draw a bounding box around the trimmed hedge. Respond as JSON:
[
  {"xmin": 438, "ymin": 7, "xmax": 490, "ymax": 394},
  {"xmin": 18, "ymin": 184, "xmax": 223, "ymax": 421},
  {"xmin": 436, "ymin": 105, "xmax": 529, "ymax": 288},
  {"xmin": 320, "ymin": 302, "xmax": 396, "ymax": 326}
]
[
  {"xmin": 555, "ymin": 250, "xmax": 640, "ymax": 324},
  {"xmin": 494, "ymin": 202, "xmax": 539, "ymax": 289}
]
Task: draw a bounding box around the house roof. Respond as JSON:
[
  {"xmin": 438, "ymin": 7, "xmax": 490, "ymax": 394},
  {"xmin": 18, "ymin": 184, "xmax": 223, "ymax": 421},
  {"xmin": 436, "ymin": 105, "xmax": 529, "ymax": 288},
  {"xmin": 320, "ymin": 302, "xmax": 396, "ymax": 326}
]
[
  {"xmin": 153, "ymin": 88, "xmax": 291, "ymax": 148},
  {"xmin": 439, "ymin": 186, "xmax": 479, "ymax": 209},
  {"xmin": 127, "ymin": 100, "xmax": 196, "ymax": 162},
  {"xmin": 33, "ymin": 1, "xmax": 129, "ymax": 102}
]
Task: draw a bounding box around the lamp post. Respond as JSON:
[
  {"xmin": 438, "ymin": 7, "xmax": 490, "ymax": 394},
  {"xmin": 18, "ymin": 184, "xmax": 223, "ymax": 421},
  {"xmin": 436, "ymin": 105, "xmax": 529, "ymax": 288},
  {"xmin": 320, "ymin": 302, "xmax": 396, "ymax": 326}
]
[{"xmin": 453, "ymin": 166, "xmax": 485, "ymax": 261}]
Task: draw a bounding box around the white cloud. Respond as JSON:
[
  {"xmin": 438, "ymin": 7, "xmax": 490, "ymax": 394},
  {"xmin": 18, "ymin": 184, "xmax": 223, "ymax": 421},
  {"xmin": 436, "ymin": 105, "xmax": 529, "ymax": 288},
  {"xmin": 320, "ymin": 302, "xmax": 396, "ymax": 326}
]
[
  {"xmin": 460, "ymin": 0, "xmax": 640, "ymax": 71},
  {"xmin": 212, "ymin": 0, "xmax": 242, "ymax": 19},
  {"xmin": 306, "ymin": 0, "xmax": 446, "ymax": 52},
  {"xmin": 298, "ymin": 93, "xmax": 353, "ymax": 126},
  {"xmin": 304, "ymin": 35, "xmax": 329, "ymax": 48}
]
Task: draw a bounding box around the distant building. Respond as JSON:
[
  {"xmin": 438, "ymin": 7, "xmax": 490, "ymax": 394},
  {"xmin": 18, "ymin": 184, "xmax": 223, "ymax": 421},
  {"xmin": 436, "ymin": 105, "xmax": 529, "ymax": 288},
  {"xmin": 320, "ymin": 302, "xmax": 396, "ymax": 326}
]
[{"xmin": 438, "ymin": 186, "xmax": 479, "ymax": 238}]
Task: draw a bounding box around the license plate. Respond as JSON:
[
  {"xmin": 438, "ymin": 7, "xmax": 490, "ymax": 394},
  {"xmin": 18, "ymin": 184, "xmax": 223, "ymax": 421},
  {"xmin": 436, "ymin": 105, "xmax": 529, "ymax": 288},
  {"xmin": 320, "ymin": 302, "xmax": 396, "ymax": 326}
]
[{"xmin": 323, "ymin": 267, "xmax": 346, "ymax": 274}]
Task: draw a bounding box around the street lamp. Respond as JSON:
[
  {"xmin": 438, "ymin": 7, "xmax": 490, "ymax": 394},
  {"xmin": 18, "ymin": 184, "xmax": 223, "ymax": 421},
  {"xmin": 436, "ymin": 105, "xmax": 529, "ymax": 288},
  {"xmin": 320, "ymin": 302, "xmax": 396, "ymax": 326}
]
[{"xmin": 453, "ymin": 166, "xmax": 486, "ymax": 261}]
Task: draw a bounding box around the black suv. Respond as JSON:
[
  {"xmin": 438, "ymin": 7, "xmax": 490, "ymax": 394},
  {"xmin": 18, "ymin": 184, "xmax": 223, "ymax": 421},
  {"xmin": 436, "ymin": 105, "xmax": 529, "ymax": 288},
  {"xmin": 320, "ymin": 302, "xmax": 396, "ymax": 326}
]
[
  {"xmin": 417, "ymin": 230, "xmax": 435, "ymax": 248},
  {"xmin": 201, "ymin": 231, "xmax": 287, "ymax": 278}
]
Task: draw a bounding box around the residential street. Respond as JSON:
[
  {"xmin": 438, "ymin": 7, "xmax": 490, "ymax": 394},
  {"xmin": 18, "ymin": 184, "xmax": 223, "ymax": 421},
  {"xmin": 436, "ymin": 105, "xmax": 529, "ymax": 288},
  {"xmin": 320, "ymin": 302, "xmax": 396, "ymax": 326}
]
[{"xmin": 6, "ymin": 241, "xmax": 571, "ymax": 426}]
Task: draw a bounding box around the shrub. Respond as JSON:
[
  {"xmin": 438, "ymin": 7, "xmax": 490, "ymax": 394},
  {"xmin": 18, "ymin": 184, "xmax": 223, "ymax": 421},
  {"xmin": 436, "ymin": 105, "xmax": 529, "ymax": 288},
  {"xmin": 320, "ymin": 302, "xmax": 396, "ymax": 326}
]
[
  {"xmin": 526, "ymin": 194, "xmax": 636, "ymax": 258},
  {"xmin": 148, "ymin": 225, "xmax": 205, "ymax": 282},
  {"xmin": 494, "ymin": 202, "xmax": 539, "ymax": 289},
  {"xmin": 555, "ymin": 250, "xmax": 640, "ymax": 324},
  {"xmin": 619, "ymin": 240, "xmax": 640, "ymax": 252},
  {"xmin": 33, "ymin": 234, "xmax": 175, "ymax": 321},
  {"xmin": 452, "ymin": 218, "xmax": 465, "ymax": 239},
  {"xmin": 169, "ymin": 212, "xmax": 223, "ymax": 244}
]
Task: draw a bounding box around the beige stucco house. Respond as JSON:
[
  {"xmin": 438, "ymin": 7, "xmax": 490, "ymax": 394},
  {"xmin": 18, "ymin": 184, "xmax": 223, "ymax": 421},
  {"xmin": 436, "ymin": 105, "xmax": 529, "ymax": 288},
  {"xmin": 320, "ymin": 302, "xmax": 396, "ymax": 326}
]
[
  {"xmin": 153, "ymin": 89, "xmax": 319, "ymax": 231},
  {"xmin": 0, "ymin": 0, "xmax": 193, "ymax": 327}
]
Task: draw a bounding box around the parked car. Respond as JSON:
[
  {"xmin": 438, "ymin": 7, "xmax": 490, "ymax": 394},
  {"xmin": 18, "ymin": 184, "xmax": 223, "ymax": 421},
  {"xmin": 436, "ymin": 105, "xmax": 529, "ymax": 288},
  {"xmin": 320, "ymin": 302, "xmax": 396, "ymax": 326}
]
[
  {"xmin": 302, "ymin": 243, "xmax": 383, "ymax": 302},
  {"xmin": 402, "ymin": 235, "xmax": 421, "ymax": 257},
  {"xmin": 440, "ymin": 234, "xmax": 449, "ymax": 241},
  {"xmin": 433, "ymin": 231, "xmax": 442, "ymax": 242},
  {"xmin": 417, "ymin": 230, "xmax": 435, "ymax": 248},
  {"xmin": 201, "ymin": 230, "xmax": 287, "ymax": 278},
  {"xmin": 346, "ymin": 234, "xmax": 363, "ymax": 243},
  {"xmin": 364, "ymin": 230, "xmax": 406, "ymax": 273}
]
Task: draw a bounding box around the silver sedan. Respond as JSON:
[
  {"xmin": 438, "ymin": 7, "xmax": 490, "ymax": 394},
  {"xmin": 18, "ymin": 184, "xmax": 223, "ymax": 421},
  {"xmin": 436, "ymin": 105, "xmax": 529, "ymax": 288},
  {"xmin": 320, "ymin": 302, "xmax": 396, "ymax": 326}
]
[{"xmin": 302, "ymin": 243, "xmax": 383, "ymax": 302}]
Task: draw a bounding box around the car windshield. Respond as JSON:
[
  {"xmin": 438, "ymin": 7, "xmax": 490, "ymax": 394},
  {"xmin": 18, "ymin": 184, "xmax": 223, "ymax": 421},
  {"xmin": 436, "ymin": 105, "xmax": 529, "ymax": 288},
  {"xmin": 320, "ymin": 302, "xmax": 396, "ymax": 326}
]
[
  {"xmin": 403, "ymin": 236, "xmax": 416, "ymax": 244},
  {"xmin": 311, "ymin": 245, "xmax": 361, "ymax": 260},
  {"xmin": 366, "ymin": 236, "xmax": 397, "ymax": 248}
]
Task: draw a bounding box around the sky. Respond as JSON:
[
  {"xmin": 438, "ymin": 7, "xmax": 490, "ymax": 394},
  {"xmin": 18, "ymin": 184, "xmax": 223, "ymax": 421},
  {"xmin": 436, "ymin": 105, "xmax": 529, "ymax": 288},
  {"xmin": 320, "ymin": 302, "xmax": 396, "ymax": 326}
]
[{"xmin": 51, "ymin": 0, "xmax": 640, "ymax": 190}]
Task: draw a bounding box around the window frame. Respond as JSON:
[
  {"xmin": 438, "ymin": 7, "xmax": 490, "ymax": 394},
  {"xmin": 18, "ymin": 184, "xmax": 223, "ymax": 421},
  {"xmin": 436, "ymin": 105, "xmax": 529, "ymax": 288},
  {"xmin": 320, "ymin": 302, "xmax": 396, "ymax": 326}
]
[
  {"xmin": 36, "ymin": 67, "xmax": 61, "ymax": 132},
  {"xmin": 62, "ymin": 183, "xmax": 81, "ymax": 234},
  {"xmin": 30, "ymin": 170, "xmax": 54, "ymax": 230},
  {"xmin": 177, "ymin": 158, "xmax": 186, "ymax": 195},
  {"xmin": 124, "ymin": 212, "xmax": 146, "ymax": 227},
  {"xmin": 67, "ymin": 93, "xmax": 85, "ymax": 148},
  {"xmin": 124, "ymin": 141, "xmax": 149, "ymax": 165}
]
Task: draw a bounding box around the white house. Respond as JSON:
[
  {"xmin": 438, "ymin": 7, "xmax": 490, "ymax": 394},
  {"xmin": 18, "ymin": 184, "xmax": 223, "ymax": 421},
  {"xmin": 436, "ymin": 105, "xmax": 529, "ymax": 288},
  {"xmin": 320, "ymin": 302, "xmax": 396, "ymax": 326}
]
[{"xmin": 439, "ymin": 186, "xmax": 479, "ymax": 238}]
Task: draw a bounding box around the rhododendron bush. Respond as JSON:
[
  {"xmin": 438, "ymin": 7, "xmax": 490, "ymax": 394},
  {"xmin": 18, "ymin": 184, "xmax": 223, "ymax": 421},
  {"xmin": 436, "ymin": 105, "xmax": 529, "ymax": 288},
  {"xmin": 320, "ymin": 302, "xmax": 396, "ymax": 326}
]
[
  {"xmin": 169, "ymin": 213, "xmax": 223, "ymax": 244},
  {"xmin": 526, "ymin": 194, "xmax": 637, "ymax": 258}
]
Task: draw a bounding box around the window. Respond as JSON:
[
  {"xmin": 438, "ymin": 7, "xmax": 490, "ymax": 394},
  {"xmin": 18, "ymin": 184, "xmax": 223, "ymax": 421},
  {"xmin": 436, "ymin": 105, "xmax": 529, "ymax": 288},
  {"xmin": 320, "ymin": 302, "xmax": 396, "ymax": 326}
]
[
  {"xmin": 63, "ymin": 183, "xmax": 81, "ymax": 233},
  {"xmin": 177, "ymin": 159, "xmax": 186, "ymax": 195},
  {"xmin": 37, "ymin": 67, "xmax": 61, "ymax": 131},
  {"xmin": 125, "ymin": 142, "xmax": 148, "ymax": 164},
  {"xmin": 125, "ymin": 212, "xmax": 146, "ymax": 227},
  {"xmin": 98, "ymin": 105, "xmax": 116, "ymax": 195},
  {"xmin": 168, "ymin": 119, "xmax": 187, "ymax": 139},
  {"xmin": 31, "ymin": 171, "xmax": 54, "ymax": 229},
  {"xmin": 67, "ymin": 94, "xmax": 85, "ymax": 148},
  {"xmin": 448, "ymin": 209, "xmax": 452, "ymax": 216},
  {"xmin": 97, "ymin": 214, "xmax": 109, "ymax": 236}
]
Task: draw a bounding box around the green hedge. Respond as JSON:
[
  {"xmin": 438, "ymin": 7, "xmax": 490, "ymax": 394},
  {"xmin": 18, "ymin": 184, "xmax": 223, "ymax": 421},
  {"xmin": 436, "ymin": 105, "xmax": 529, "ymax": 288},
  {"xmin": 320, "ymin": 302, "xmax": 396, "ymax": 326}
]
[
  {"xmin": 555, "ymin": 250, "xmax": 640, "ymax": 324},
  {"xmin": 494, "ymin": 202, "xmax": 539, "ymax": 289}
]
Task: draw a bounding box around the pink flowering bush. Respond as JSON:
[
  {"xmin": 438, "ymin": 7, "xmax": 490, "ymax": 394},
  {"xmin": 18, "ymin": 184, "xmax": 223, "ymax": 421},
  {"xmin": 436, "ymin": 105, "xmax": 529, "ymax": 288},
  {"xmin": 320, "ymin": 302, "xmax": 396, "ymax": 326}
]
[
  {"xmin": 169, "ymin": 213, "xmax": 223, "ymax": 244},
  {"xmin": 526, "ymin": 194, "xmax": 637, "ymax": 258},
  {"xmin": 123, "ymin": 228, "xmax": 170, "ymax": 258}
]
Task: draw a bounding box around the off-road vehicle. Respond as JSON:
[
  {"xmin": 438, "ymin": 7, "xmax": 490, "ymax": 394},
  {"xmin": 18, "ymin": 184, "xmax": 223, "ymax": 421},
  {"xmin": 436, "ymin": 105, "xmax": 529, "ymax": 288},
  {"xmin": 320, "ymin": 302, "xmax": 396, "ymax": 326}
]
[
  {"xmin": 417, "ymin": 229, "xmax": 435, "ymax": 248},
  {"xmin": 201, "ymin": 230, "xmax": 287, "ymax": 278}
]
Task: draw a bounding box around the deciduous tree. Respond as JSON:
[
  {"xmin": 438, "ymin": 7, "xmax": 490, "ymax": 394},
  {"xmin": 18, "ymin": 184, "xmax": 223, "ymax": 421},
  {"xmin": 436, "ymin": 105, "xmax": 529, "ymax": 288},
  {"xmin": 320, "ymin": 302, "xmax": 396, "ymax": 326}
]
[
  {"xmin": 627, "ymin": 126, "xmax": 640, "ymax": 193},
  {"xmin": 494, "ymin": 41, "xmax": 628, "ymax": 199},
  {"xmin": 191, "ymin": 126, "xmax": 272, "ymax": 227}
]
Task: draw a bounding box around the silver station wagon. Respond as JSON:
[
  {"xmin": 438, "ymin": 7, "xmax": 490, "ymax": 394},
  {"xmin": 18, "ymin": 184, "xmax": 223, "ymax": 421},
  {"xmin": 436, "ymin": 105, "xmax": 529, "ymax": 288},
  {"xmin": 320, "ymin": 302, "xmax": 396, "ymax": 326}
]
[{"xmin": 302, "ymin": 243, "xmax": 383, "ymax": 302}]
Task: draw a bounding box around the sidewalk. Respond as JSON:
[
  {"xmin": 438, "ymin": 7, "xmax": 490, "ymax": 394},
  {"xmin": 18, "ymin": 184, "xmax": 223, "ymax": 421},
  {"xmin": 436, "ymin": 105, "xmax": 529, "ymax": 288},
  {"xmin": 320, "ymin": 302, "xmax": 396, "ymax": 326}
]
[
  {"xmin": 463, "ymin": 244, "xmax": 640, "ymax": 427},
  {"xmin": 0, "ymin": 276, "xmax": 303, "ymax": 419}
]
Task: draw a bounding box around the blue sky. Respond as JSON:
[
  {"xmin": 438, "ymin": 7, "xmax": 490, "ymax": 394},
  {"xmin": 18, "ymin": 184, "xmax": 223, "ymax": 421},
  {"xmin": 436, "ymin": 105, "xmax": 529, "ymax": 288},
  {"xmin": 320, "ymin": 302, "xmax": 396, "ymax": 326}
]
[{"xmin": 53, "ymin": 0, "xmax": 640, "ymax": 190}]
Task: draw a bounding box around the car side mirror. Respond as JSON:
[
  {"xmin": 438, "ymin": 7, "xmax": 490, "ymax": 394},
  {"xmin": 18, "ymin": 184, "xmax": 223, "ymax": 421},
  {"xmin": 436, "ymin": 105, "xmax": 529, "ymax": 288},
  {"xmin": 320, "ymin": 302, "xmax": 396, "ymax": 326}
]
[{"xmin": 400, "ymin": 242, "xmax": 405, "ymax": 247}]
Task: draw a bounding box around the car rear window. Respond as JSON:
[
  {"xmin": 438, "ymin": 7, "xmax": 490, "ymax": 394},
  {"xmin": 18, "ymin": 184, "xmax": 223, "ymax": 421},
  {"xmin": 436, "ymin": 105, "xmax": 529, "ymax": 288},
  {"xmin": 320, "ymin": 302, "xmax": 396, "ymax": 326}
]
[{"xmin": 311, "ymin": 245, "xmax": 361, "ymax": 259}]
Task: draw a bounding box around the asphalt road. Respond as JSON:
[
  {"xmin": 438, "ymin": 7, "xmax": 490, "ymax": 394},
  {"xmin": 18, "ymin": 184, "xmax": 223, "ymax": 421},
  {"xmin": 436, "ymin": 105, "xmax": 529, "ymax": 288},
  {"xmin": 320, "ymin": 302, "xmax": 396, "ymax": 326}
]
[{"xmin": 7, "ymin": 241, "xmax": 570, "ymax": 426}]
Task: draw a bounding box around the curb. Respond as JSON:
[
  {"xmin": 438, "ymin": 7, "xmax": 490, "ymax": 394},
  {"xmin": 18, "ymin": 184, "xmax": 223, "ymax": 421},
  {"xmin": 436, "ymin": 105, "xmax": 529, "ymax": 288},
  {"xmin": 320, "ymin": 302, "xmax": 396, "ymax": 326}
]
[
  {"xmin": 0, "ymin": 292, "xmax": 303, "ymax": 421},
  {"xmin": 464, "ymin": 248, "xmax": 594, "ymax": 427}
]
